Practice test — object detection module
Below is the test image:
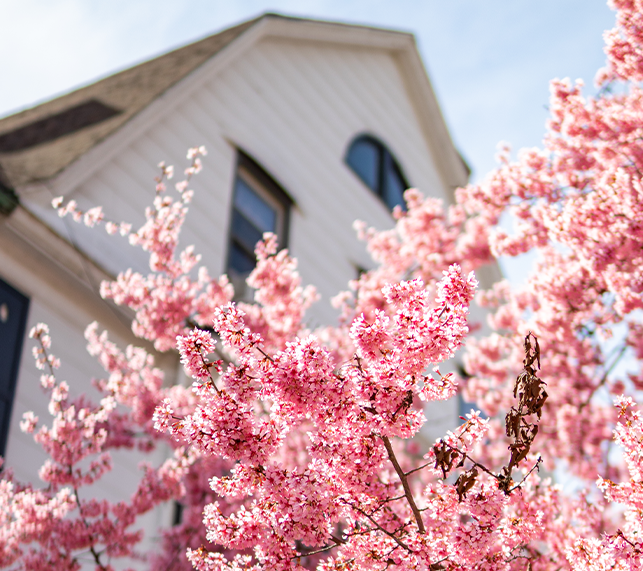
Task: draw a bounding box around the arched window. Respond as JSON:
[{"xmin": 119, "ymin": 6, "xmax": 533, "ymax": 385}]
[{"xmin": 345, "ymin": 135, "xmax": 410, "ymax": 211}]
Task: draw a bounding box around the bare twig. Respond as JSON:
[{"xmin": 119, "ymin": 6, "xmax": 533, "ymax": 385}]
[
  {"xmin": 381, "ymin": 435, "xmax": 426, "ymax": 534},
  {"xmin": 508, "ymin": 457, "xmax": 542, "ymax": 493},
  {"xmin": 579, "ymin": 343, "xmax": 628, "ymax": 410},
  {"xmin": 344, "ymin": 500, "xmax": 413, "ymax": 552},
  {"xmin": 292, "ymin": 543, "xmax": 337, "ymax": 559},
  {"xmin": 405, "ymin": 461, "xmax": 431, "ymax": 477},
  {"xmin": 330, "ymin": 534, "xmax": 346, "ymax": 545}
]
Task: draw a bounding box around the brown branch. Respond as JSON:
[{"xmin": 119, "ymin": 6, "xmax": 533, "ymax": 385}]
[
  {"xmin": 508, "ymin": 457, "xmax": 542, "ymax": 493},
  {"xmin": 381, "ymin": 435, "xmax": 426, "ymax": 534},
  {"xmin": 348, "ymin": 502, "xmax": 413, "ymax": 552},
  {"xmin": 579, "ymin": 343, "xmax": 627, "ymax": 410},
  {"xmin": 292, "ymin": 542, "xmax": 338, "ymax": 560},
  {"xmin": 71, "ymin": 478, "xmax": 108, "ymax": 570},
  {"xmin": 254, "ymin": 343, "xmax": 275, "ymax": 363},
  {"xmin": 380, "ymin": 493, "xmax": 407, "ymax": 505},
  {"xmin": 405, "ymin": 461, "xmax": 431, "ymax": 477},
  {"xmin": 440, "ymin": 442, "xmax": 498, "ymax": 480},
  {"xmin": 616, "ymin": 529, "xmax": 641, "ymax": 551},
  {"xmin": 198, "ymin": 350, "xmax": 221, "ymax": 394},
  {"xmin": 330, "ymin": 534, "xmax": 346, "ymax": 545}
]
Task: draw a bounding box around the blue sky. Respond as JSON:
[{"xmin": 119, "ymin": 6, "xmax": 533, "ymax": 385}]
[{"xmin": 0, "ymin": 0, "xmax": 615, "ymax": 184}]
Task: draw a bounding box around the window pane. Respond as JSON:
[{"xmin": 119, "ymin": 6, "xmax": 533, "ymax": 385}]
[
  {"xmin": 346, "ymin": 139, "xmax": 379, "ymax": 191},
  {"xmin": 231, "ymin": 210, "xmax": 265, "ymax": 255},
  {"xmin": 234, "ymin": 177, "xmax": 277, "ymax": 233},
  {"xmin": 228, "ymin": 241, "xmax": 258, "ymax": 275},
  {"xmin": 382, "ymin": 155, "xmax": 407, "ymax": 210},
  {"xmin": 225, "ymin": 152, "xmax": 290, "ymax": 288}
]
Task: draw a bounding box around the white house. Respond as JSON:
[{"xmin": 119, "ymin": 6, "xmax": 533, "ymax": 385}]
[{"xmin": 0, "ymin": 13, "xmax": 496, "ymax": 559}]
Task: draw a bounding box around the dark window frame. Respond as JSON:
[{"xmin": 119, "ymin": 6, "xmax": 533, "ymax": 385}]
[
  {"xmin": 0, "ymin": 278, "xmax": 29, "ymax": 459},
  {"xmin": 225, "ymin": 150, "xmax": 293, "ymax": 281},
  {"xmin": 345, "ymin": 134, "xmax": 410, "ymax": 211}
]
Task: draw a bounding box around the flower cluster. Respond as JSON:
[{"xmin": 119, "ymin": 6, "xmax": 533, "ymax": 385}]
[
  {"xmin": 6, "ymin": 3, "xmax": 643, "ymax": 570},
  {"xmin": 0, "ymin": 329, "xmax": 193, "ymax": 569}
]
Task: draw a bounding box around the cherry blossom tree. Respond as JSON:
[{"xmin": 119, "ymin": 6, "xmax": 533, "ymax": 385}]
[{"xmin": 3, "ymin": 0, "xmax": 643, "ymax": 569}]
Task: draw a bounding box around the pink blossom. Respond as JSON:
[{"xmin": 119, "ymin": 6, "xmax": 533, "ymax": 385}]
[
  {"xmin": 177, "ymin": 329, "xmax": 221, "ymax": 381},
  {"xmin": 12, "ymin": 7, "xmax": 643, "ymax": 566}
]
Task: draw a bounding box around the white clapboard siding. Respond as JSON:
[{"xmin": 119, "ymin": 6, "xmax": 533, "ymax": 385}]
[
  {"xmin": 192, "ymin": 38, "xmax": 447, "ymax": 319},
  {"xmin": 0, "ymin": 216, "xmax": 179, "ymax": 567},
  {"xmin": 3, "ymin": 29, "xmax": 473, "ymax": 568},
  {"xmin": 19, "ymin": 36, "xmax": 451, "ymax": 321}
]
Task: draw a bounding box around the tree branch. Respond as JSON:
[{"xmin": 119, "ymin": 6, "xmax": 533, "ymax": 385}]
[
  {"xmin": 579, "ymin": 343, "xmax": 628, "ymax": 410},
  {"xmin": 347, "ymin": 501, "xmax": 413, "ymax": 552},
  {"xmin": 381, "ymin": 435, "xmax": 426, "ymax": 534}
]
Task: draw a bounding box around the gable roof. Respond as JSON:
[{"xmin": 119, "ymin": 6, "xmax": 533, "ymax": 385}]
[
  {"xmin": 0, "ymin": 17, "xmax": 259, "ymax": 189},
  {"xmin": 0, "ymin": 13, "xmax": 468, "ymax": 195}
]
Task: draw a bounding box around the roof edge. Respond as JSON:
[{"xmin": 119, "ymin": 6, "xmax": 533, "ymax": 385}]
[
  {"xmin": 0, "ymin": 16, "xmax": 263, "ymax": 125},
  {"xmin": 9, "ymin": 14, "xmax": 466, "ymax": 199}
]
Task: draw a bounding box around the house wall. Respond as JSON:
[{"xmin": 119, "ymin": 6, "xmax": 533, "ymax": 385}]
[
  {"xmin": 4, "ymin": 32, "xmax": 477, "ymax": 563},
  {"xmin": 22, "ymin": 36, "xmax": 450, "ymax": 325},
  {"xmin": 0, "ymin": 210, "xmax": 177, "ymax": 563}
]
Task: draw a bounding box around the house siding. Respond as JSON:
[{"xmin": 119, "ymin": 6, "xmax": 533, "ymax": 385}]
[
  {"xmin": 1, "ymin": 28, "xmax": 473, "ymax": 563},
  {"xmin": 21, "ymin": 36, "xmax": 450, "ymax": 325},
  {"xmin": 0, "ymin": 218, "xmax": 177, "ymax": 559}
]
